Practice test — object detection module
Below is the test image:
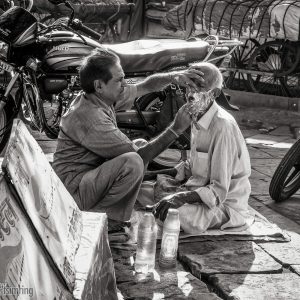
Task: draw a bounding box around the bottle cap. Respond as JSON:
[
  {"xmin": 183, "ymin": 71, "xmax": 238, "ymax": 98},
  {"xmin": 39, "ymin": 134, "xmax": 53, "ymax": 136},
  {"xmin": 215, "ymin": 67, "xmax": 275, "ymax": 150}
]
[{"xmin": 167, "ymin": 208, "xmax": 179, "ymax": 215}]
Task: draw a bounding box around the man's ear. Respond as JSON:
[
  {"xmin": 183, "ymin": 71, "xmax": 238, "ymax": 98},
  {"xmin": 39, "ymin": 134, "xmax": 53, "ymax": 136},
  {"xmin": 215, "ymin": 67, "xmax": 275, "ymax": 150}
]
[
  {"xmin": 94, "ymin": 79, "xmax": 102, "ymax": 93},
  {"xmin": 212, "ymin": 87, "xmax": 221, "ymax": 98}
]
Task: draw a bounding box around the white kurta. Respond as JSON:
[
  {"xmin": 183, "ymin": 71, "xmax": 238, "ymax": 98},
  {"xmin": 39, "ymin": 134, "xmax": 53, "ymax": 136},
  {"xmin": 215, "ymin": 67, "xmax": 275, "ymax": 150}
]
[{"xmin": 175, "ymin": 101, "xmax": 252, "ymax": 233}]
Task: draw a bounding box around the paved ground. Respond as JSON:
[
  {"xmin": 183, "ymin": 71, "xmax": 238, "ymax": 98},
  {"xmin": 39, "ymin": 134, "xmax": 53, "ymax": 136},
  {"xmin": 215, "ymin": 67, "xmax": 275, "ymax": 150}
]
[
  {"xmin": 2, "ymin": 105, "xmax": 300, "ymax": 299},
  {"xmin": 111, "ymin": 106, "xmax": 300, "ymax": 300}
]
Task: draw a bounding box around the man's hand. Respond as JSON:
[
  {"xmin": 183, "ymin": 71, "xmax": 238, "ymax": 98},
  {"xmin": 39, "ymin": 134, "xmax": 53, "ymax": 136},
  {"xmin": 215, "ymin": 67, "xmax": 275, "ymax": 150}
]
[
  {"xmin": 171, "ymin": 68, "xmax": 205, "ymax": 92},
  {"xmin": 171, "ymin": 103, "xmax": 192, "ymax": 135},
  {"xmin": 137, "ymin": 104, "xmax": 191, "ymax": 166},
  {"xmin": 154, "ymin": 190, "xmax": 202, "ymax": 221},
  {"xmin": 154, "ymin": 191, "xmax": 189, "ymax": 221}
]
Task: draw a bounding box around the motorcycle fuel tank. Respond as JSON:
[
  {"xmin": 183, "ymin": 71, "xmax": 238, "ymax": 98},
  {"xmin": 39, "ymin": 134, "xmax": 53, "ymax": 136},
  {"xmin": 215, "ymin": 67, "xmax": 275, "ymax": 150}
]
[{"xmin": 43, "ymin": 33, "xmax": 101, "ymax": 72}]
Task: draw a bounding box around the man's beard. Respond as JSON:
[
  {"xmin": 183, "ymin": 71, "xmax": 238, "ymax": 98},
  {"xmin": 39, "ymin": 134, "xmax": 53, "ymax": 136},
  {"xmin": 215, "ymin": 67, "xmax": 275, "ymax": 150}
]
[{"xmin": 187, "ymin": 90, "xmax": 215, "ymax": 129}]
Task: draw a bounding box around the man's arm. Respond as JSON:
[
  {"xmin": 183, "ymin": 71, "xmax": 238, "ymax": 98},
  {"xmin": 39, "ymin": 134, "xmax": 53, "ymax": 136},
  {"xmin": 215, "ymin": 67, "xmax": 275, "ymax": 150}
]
[
  {"xmin": 116, "ymin": 68, "xmax": 204, "ymax": 111},
  {"xmin": 135, "ymin": 68, "xmax": 204, "ymax": 98},
  {"xmin": 144, "ymin": 168, "xmax": 177, "ymax": 181},
  {"xmin": 154, "ymin": 190, "xmax": 203, "ymax": 221},
  {"xmin": 137, "ymin": 103, "xmax": 191, "ymax": 165}
]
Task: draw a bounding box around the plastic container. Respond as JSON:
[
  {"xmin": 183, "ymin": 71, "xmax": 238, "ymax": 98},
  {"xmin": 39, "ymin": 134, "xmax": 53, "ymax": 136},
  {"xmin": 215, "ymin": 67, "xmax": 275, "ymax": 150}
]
[
  {"xmin": 159, "ymin": 208, "xmax": 180, "ymax": 269},
  {"xmin": 134, "ymin": 206, "xmax": 158, "ymax": 274}
]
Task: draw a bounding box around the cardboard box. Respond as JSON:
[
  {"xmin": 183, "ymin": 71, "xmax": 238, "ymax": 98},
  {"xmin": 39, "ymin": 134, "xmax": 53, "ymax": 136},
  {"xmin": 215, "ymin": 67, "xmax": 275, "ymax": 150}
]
[
  {"xmin": 2, "ymin": 120, "xmax": 83, "ymax": 290},
  {"xmin": 1, "ymin": 119, "xmax": 119, "ymax": 299},
  {"xmin": 0, "ymin": 175, "xmax": 73, "ymax": 300},
  {"xmin": 74, "ymin": 212, "xmax": 118, "ymax": 300}
]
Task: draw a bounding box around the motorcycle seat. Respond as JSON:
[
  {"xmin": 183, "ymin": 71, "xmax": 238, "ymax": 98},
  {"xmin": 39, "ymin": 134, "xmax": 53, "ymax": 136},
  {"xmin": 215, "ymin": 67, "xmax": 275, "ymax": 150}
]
[{"xmin": 106, "ymin": 39, "xmax": 209, "ymax": 74}]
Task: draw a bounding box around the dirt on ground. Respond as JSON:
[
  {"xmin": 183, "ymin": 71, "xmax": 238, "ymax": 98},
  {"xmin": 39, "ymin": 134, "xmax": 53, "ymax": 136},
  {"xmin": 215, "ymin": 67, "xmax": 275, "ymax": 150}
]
[{"xmin": 231, "ymin": 106, "xmax": 300, "ymax": 134}]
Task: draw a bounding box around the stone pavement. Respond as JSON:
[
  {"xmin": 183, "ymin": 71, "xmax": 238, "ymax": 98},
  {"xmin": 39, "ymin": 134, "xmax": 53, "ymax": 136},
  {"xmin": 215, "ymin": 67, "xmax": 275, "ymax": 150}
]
[
  {"xmin": 111, "ymin": 106, "xmax": 300, "ymax": 300},
  {"xmin": 2, "ymin": 105, "xmax": 300, "ymax": 299}
]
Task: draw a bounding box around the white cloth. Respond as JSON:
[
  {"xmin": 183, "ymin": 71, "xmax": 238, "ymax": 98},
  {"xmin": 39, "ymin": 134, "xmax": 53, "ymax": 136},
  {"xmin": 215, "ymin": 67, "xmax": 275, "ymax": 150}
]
[{"xmin": 175, "ymin": 101, "xmax": 252, "ymax": 233}]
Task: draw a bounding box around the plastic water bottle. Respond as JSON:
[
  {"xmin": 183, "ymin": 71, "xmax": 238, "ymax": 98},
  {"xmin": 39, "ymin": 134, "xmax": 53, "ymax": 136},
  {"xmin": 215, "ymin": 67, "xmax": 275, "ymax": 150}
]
[
  {"xmin": 134, "ymin": 206, "xmax": 158, "ymax": 274},
  {"xmin": 159, "ymin": 208, "xmax": 180, "ymax": 269}
]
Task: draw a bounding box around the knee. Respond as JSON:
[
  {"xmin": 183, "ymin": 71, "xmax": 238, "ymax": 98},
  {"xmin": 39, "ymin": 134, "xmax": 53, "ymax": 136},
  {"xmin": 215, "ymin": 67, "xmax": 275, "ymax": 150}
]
[
  {"xmin": 121, "ymin": 152, "xmax": 144, "ymax": 176},
  {"xmin": 178, "ymin": 204, "xmax": 211, "ymax": 234}
]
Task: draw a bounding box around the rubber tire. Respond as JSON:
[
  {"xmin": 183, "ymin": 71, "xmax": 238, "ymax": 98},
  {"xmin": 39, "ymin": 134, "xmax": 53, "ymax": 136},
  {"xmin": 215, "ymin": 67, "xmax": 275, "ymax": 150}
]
[
  {"xmin": 134, "ymin": 91, "xmax": 189, "ymax": 171},
  {"xmin": 16, "ymin": 80, "xmax": 61, "ymax": 139},
  {"xmin": 16, "ymin": 86, "xmax": 37, "ymax": 127},
  {"xmin": 136, "ymin": 92, "xmax": 165, "ymax": 111},
  {"xmin": 0, "ymin": 95, "xmax": 18, "ymax": 153},
  {"xmin": 247, "ymin": 40, "xmax": 300, "ymax": 97},
  {"xmin": 224, "ymin": 38, "xmax": 260, "ymax": 91},
  {"xmin": 40, "ymin": 100, "xmax": 62, "ymax": 139},
  {"xmin": 269, "ymin": 138, "xmax": 300, "ymax": 202}
]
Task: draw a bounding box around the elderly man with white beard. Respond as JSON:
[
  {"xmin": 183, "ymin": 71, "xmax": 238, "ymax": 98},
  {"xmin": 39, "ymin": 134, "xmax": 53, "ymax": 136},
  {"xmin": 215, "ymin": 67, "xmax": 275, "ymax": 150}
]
[{"xmin": 153, "ymin": 62, "xmax": 252, "ymax": 234}]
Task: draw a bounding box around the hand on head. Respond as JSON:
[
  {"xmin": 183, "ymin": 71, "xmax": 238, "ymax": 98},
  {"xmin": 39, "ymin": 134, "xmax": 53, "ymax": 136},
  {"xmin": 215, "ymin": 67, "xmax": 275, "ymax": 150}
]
[
  {"xmin": 172, "ymin": 68, "xmax": 205, "ymax": 92},
  {"xmin": 188, "ymin": 62, "xmax": 223, "ymax": 92}
]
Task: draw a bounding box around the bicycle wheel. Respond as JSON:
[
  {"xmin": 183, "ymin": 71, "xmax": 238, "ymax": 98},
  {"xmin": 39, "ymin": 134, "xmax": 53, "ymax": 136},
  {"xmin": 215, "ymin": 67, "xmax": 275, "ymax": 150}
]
[
  {"xmin": 247, "ymin": 40, "xmax": 300, "ymax": 97},
  {"xmin": 224, "ymin": 38, "xmax": 260, "ymax": 91},
  {"xmin": 269, "ymin": 138, "xmax": 300, "ymax": 202},
  {"xmin": 283, "ymin": 71, "xmax": 300, "ymax": 98}
]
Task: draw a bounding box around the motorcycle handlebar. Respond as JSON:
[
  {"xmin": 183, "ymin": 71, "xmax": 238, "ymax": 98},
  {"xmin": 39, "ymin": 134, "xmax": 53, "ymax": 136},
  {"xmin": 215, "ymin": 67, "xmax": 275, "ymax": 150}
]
[{"xmin": 70, "ymin": 19, "xmax": 102, "ymax": 41}]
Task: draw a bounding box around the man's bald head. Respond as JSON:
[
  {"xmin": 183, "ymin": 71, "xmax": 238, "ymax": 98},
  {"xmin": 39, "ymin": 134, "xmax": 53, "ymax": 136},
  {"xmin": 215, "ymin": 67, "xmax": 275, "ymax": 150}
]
[{"xmin": 192, "ymin": 62, "xmax": 223, "ymax": 91}]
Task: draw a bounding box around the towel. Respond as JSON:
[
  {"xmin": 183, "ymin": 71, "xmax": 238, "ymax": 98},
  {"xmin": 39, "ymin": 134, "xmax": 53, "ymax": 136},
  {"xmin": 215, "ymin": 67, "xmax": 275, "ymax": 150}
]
[{"xmin": 109, "ymin": 207, "xmax": 290, "ymax": 250}]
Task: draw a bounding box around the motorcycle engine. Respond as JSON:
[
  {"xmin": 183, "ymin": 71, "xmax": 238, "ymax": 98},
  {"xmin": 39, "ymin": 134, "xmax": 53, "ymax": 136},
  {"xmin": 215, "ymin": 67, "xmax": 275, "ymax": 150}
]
[
  {"xmin": 42, "ymin": 77, "xmax": 68, "ymax": 94},
  {"xmin": 40, "ymin": 74, "xmax": 80, "ymax": 95}
]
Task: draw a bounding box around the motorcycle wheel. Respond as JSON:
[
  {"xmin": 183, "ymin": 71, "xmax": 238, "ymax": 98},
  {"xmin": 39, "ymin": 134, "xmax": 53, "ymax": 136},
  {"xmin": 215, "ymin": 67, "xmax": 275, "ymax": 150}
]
[
  {"xmin": 40, "ymin": 97, "xmax": 65, "ymax": 139},
  {"xmin": 135, "ymin": 91, "xmax": 185, "ymax": 170},
  {"xmin": 0, "ymin": 95, "xmax": 18, "ymax": 153},
  {"xmin": 17, "ymin": 83, "xmax": 42, "ymax": 130},
  {"xmin": 269, "ymin": 139, "xmax": 300, "ymax": 202},
  {"xmin": 136, "ymin": 92, "xmax": 165, "ymax": 111},
  {"xmin": 17, "ymin": 80, "xmax": 64, "ymax": 139}
]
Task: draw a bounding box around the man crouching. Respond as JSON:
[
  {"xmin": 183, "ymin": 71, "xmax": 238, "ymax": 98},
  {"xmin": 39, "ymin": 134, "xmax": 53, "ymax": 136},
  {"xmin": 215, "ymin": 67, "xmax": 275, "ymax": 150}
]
[{"xmin": 154, "ymin": 62, "xmax": 252, "ymax": 234}]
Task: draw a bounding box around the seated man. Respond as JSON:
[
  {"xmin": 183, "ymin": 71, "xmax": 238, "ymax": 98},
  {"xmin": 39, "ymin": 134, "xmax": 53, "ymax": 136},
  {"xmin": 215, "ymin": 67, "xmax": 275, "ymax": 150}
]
[
  {"xmin": 53, "ymin": 47, "xmax": 203, "ymax": 230},
  {"xmin": 154, "ymin": 62, "xmax": 252, "ymax": 234}
]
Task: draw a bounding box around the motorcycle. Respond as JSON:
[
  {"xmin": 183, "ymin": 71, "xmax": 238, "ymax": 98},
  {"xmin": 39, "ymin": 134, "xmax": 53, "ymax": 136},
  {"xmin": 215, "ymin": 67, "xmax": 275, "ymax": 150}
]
[{"xmin": 0, "ymin": 0, "xmax": 241, "ymax": 155}]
